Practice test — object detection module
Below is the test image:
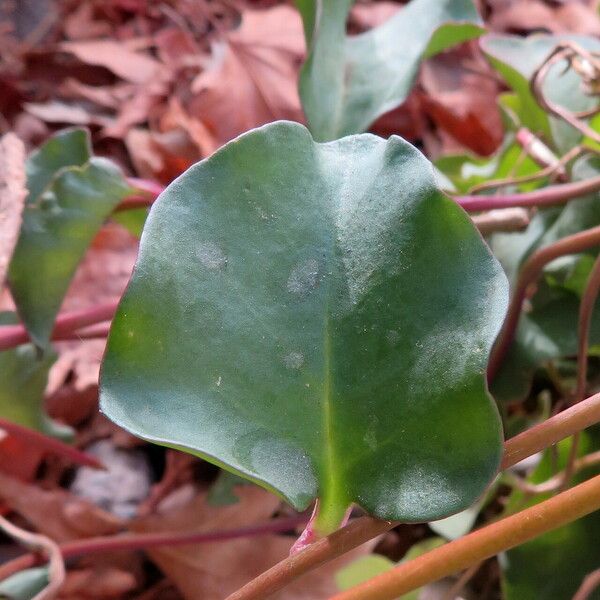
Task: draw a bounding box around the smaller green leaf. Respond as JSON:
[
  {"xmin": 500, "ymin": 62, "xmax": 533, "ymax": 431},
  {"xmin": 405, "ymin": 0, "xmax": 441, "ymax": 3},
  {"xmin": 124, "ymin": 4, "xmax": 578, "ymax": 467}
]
[
  {"xmin": 207, "ymin": 471, "xmax": 249, "ymax": 506},
  {"xmin": 0, "ymin": 567, "xmax": 49, "ymax": 600},
  {"xmin": 0, "ymin": 313, "xmax": 66, "ymax": 437},
  {"xmin": 335, "ymin": 555, "xmax": 395, "ymax": 592},
  {"xmin": 481, "ymin": 34, "xmax": 600, "ymax": 152},
  {"xmin": 297, "ymin": 0, "xmax": 484, "ymax": 141},
  {"xmin": 502, "ymin": 428, "xmax": 600, "ymax": 600},
  {"xmin": 25, "ymin": 128, "xmax": 90, "ymax": 203},
  {"xmin": 9, "ymin": 144, "xmax": 133, "ymax": 346}
]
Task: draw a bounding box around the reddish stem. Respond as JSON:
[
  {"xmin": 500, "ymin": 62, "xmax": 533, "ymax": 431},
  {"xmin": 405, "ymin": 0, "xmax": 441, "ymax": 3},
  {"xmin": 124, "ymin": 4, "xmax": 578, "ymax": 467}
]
[
  {"xmin": 0, "ymin": 302, "xmax": 118, "ymax": 351},
  {"xmin": 115, "ymin": 178, "xmax": 164, "ymax": 212},
  {"xmin": 488, "ymin": 225, "xmax": 600, "ymax": 381},
  {"xmin": 0, "ymin": 514, "xmax": 307, "ymax": 582},
  {"xmin": 454, "ymin": 175, "xmax": 600, "ymax": 212},
  {"xmin": 0, "ymin": 419, "xmax": 103, "ymax": 470}
]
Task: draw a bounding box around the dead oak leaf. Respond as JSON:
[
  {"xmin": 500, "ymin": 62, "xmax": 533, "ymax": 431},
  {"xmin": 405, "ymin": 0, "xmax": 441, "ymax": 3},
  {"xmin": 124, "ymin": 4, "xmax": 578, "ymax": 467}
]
[
  {"xmin": 189, "ymin": 5, "xmax": 304, "ymax": 144},
  {"xmin": 0, "ymin": 132, "xmax": 26, "ymax": 288}
]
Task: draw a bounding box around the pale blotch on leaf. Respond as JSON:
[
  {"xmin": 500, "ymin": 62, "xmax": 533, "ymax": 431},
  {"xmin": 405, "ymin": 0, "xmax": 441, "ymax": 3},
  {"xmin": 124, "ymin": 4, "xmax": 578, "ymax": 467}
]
[
  {"xmin": 197, "ymin": 242, "xmax": 227, "ymax": 271},
  {"xmin": 284, "ymin": 351, "xmax": 304, "ymax": 370},
  {"xmin": 287, "ymin": 259, "xmax": 319, "ymax": 295}
]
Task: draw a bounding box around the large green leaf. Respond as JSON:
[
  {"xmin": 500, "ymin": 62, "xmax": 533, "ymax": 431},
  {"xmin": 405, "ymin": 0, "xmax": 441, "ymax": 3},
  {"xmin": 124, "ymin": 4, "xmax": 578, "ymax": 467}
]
[
  {"xmin": 481, "ymin": 34, "xmax": 600, "ymax": 153},
  {"xmin": 100, "ymin": 121, "xmax": 508, "ymax": 533},
  {"xmin": 9, "ymin": 130, "xmax": 133, "ymax": 346},
  {"xmin": 296, "ymin": 0, "xmax": 484, "ymax": 142},
  {"xmin": 502, "ymin": 429, "xmax": 600, "ymax": 599},
  {"xmin": 0, "ymin": 567, "xmax": 49, "ymax": 600}
]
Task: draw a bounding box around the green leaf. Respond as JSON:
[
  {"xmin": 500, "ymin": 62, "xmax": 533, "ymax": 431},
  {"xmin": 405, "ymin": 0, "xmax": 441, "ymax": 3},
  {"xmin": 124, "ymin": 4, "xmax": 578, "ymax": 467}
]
[
  {"xmin": 481, "ymin": 34, "xmax": 600, "ymax": 152},
  {"xmin": 335, "ymin": 555, "xmax": 395, "ymax": 592},
  {"xmin": 0, "ymin": 313, "xmax": 67, "ymax": 437},
  {"xmin": 0, "ymin": 567, "xmax": 49, "ymax": 600},
  {"xmin": 297, "ymin": 0, "xmax": 484, "ymax": 141},
  {"xmin": 9, "ymin": 131, "xmax": 134, "ymax": 346},
  {"xmin": 24, "ymin": 128, "xmax": 90, "ymax": 203},
  {"xmin": 112, "ymin": 208, "xmax": 148, "ymax": 238},
  {"xmin": 502, "ymin": 428, "xmax": 600, "ymax": 599},
  {"xmin": 100, "ymin": 121, "xmax": 508, "ymax": 533},
  {"xmin": 207, "ymin": 471, "xmax": 249, "ymax": 506},
  {"xmin": 490, "ymin": 156, "xmax": 600, "ymax": 403}
]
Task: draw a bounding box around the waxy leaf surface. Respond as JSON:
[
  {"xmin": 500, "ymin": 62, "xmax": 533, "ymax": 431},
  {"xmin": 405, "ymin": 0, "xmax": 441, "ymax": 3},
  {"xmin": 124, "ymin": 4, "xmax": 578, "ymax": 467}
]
[
  {"xmin": 9, "ymin": 129, "xmax": 133, "ymax": 346},
  {"xmin": 101, "ymin": 121, "xmax": 508, "ymax": 532},
  {"xmin": 296, "ymin": 0, "xmax": 483, "ymax": 141}
]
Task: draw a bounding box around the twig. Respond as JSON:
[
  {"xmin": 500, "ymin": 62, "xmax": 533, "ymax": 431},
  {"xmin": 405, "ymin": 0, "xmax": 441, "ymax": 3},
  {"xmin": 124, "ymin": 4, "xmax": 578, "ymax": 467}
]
[
  {"xmin": 488, "ymin": 225, "xmax": 600, "ymax": 381},
  {"xmin": 0, "ymin": 514, "xmax": 307, "ymax": 583},
  {"xmin": 226, "ymin": 390, "xmax": 600, "ymax": 600},
  {"xmin": 441, "ymin": 562, "xmax": 481, "ymax": 600},
  {"xmin": 453, "ymin": 175, "xmax": 600, "ymax": 212},
  {"xmin": 471, "ymin": 208, "xmax": 529, "ymax": 235},
  {"xmin": 0, "ymin": 515, "xmax": 64, "ymax": 600},
  {"xmin": 531, "ymin": 42, "xmax": 600, "ymax": 145},
  {"xmin": 573, "ymin": 567, "xmax": 600, "ymax": 600},
  {"xmin": 331, "ymin": 473, "xmax": 600, "ymax": 600},
  {"xmin": 0, "ymin": 302, "xmax": 118, "ymax": 351},
  {"xmin": 0, "ymin": 419, "xmax": 103, "ymax": 470}
]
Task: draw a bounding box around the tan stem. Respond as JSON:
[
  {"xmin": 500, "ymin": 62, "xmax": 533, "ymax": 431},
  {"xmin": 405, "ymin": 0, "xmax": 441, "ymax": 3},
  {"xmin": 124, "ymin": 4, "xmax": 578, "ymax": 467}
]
[{"xmin": 332, "ymin": 473, "xmax": 600, "ymax": 600}]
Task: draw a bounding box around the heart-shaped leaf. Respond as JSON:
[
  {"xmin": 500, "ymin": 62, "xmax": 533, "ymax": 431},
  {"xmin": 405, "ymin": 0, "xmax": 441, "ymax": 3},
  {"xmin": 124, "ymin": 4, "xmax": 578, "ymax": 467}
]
[
  {"xmin": 9, "ymin": 129, "xmax": 134, "ymax": 347},
  {"xmin": 100, "ymin": 121, "xmax": 508, "ymax": 533},
  {"xmin": 297, "ymin": 0, "xmax": 484, "ymax": 141}
]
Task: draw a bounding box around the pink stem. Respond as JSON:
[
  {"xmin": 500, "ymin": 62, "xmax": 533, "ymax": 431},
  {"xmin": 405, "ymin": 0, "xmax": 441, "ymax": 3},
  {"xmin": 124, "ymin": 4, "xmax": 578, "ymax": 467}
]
[
  {"xmin": 454, "ymin": 176, "xmax": 600, "ymax": 212},
  {"xmin": 0, "ymin": 302, "xmax": 118, "ymax": 351},
  {"xmin": 0, "ymin": 419, "xmax": 104, "ymax": 469},
  {"xmin": 115, "ymin": 178, "xmax": 165, "ymax": 212}
]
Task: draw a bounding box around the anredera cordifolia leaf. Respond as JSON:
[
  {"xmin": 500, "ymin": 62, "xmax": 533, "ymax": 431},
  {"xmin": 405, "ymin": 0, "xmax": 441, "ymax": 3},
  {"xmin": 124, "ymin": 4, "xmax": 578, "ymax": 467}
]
[
  {"xmin": 296, "ymin": 0, "xmax": 484, "ymax": 142},
  {"xmin": 100, "ymin": 121, "xmax": 508, "ymax": 533},
  {"xmin": 9, "ymin": 129, "xmax": 134, "ymax": 347}
]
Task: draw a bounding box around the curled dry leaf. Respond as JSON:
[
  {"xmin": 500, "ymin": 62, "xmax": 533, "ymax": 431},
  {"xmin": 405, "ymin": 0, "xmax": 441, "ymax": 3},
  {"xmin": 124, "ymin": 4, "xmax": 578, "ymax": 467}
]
[
  {"xmin": 0, "ymin": 132, "xmax": 26, "ymax": 287},
  {"xmin": 189, "ymin": 6, "xmax": 304, "ymax": 144}
]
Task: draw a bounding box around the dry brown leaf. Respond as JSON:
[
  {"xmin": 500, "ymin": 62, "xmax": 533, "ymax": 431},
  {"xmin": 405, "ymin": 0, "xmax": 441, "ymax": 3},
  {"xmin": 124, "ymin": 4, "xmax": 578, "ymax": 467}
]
[
  {"xmin": 189, "ymin": 6, "xmax": 304, "ymax": 144},
  {"xmin": 60, "ymin": 40, "xmax": 167, "ymax": 85},
  {"xmin": 349, "ymin": 1, "xmax": 400, "ymax": 31},
  {"xmin": 59, "ymin": 78, "xmax": 123, "ymax": 110},
  {"xmin": 24, "ymin": 100, "xmax": 111, "ymax": 127},
  {"xmin": 420, "ymin": 51, "xmax": 503, "ymax": 156},
  {"xmin": 0, "ymin": 471, "xmax": 123, "ymax": 541},
  {"xmin": 132, "ymin": 485, "xmax": 377, "ymax": 600},
  {"xmin": 59, "ymin": 566, "xmax": 138, "ymax": 599},
  {"xmin": 64, "ymin": 3, "xmax": 112, "ymax": 41},
  {"xmin": 0, "ymin": 132, "xmax": 26, "ymax": 288}
]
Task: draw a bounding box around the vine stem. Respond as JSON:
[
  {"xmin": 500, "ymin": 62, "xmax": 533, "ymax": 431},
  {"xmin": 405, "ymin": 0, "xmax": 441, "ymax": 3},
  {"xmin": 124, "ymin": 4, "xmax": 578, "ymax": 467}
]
[
  {"xmin": 574, "ymin": 568, "xmax": 600, "ymax": 600},
  {"xmin": 115, "ymin": 178, "xmax": 164, "ymax": 212},
  {"xmin": 0, "ymin": 514, "xmax": 307, "ymax": 583},
  {"xmin": 226, "ymin": 390, "xmax": 600, "ymax": 600},
  {"xmin": 0, "ymin": 419, "xmax": 103, "ymax": 470},
  {"xmin": 332, "ymin": 473, "xmax": 600, "ymax": 600},
  {"xmin": 453, "ymin": 175, "xmax": 600, "ymax": 212},
  {"xmin": 0, "ymin": 302, "xmax": 118, "ymax": 351},
  {"xmin": 0, "ymin": 514, "xmax": 64, "ymax": 600},
  {"xmin": 488, "ymin": 224, "xmax": 600, "ymax": 381}
]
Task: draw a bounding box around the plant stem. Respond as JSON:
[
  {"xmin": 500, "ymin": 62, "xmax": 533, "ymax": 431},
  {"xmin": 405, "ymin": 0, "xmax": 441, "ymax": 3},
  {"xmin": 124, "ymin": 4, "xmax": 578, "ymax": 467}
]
[
  {"xmin": 331, "ymin": 473, "xmax": 600, "ymax": 600},
  {"xmin": 0, "ymin": 515, "xmax": 64, "ymax": 600},
  {"xmin": 226, "ymin": 390, "xmax": 600, "ymax": 600},
  {"xmin": 453, "ymin": 175, "xmax": 600, "ymax": 212},
  {"xmin": 0, "ymin": 514, "xmax": 307, "ymax": 582},
  {"xmin": 488, "ymin": 225, "xmax": 600, "ymax": 381},
  {"xmin": 115, "ymin": 178, "xmax": 164, "ymax": 212},
  {"xmin": 573, "ymin": 567, "xmax": 600, "ymax": 600},
  {"xmin": 501, "ymin": 391, "xmax": 600, "ymax": 469},
  {"xmin": 0, "ymin": 419, "xmax": 104, "ymax": 469},
  {"xmin": 0, "ymin": 302, "xmax": 117, "ymax": 351}
]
